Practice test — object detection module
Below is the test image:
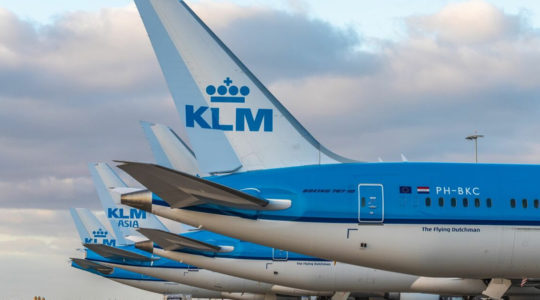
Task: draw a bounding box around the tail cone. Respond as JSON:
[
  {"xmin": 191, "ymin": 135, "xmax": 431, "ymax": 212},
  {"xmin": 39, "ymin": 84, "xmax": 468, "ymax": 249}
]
[{"xmin": 121, "ymin": 190, "xmax": 152, "ymax": 212}]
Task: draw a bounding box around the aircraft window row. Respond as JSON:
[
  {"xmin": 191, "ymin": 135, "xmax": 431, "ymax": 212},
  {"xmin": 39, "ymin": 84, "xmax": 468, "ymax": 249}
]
[
  {"xmin": 425, "ymin": 197, "xmax": 493, "ymax": 208},
  {"xmin": 509, "ymin": 198, "xmax": 539, "ymax": 208}
]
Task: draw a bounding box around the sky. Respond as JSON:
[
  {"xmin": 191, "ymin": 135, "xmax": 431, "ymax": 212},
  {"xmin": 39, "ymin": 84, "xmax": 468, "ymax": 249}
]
[{"xmin": 1, "ymin": 0, "xmax": 540, "ymax": 299}]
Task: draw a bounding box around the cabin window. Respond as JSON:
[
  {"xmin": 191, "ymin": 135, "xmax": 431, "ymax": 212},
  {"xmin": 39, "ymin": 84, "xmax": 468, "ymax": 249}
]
[
  {"xmin": 522, "ymin": 199, "xmax": 528, "ymax": 208},
  {"xmin": 463, "ymin": 198, "xmax": 469, "ymax": 207},
  {"xmin": 474, "ymin": 198, "xmax": 480, "ymax": 208},
  {"xmin": 535, "ymin": 199, "xmax": 539, "ymax": 209},
  {"xmin": 486, "ymin": 198, "xmax": 492, "ymax": 208},
  {"xmin": 361, "ymin": 197, "xmax": 366, "ymax": 207},
  {"xmin": 425, "ymin": 197, "xmax": 431, "ymax": 207},
  {"xmin": 451, "ymin": 197, "xmax": 456, "ymax": 207},
  {"xmin": 438, "ymin": 197, "xmax": 444, "ymax": 207},
  {"xmin": 510, "ymin": 198, "xmax": 516, "ymax": 208}
]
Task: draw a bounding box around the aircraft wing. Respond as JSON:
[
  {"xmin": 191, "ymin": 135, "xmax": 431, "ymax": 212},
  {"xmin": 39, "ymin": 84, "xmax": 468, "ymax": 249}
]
[
  {"xmin": 71, "ymin": 258, "xmax": 114, "ymax": 275},
  {"xmin": 116, "ymin": 161, "xmax": 269, "ymax": 210},
  {"xmin": 138, "ymin": 228, "xmax": 221, "ymax": 252},
  {"xmin": 84, "ymin": 243, "xmax": 155, "ymax": 262}
]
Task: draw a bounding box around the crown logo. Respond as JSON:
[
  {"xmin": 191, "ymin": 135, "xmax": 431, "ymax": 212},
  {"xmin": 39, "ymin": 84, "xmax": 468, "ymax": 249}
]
[
  {"xmin": 206, "ymin": 77, "xmax": 250, "ymax": 103},
  {"xmin": 92, "ymin": 228, "xmax": 108, "ymax": 238}
]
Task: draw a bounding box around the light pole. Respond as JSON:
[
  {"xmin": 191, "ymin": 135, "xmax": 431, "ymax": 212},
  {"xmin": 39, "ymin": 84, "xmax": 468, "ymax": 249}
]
[{"xmin": 466, "ymin": 133, "xmax": 484, "ymax": 163}]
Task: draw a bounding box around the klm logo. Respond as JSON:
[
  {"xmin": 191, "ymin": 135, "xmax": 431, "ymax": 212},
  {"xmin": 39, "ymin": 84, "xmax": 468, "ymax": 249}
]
[
  {"xmin": 107, "ymin": 208, "xmax": 146, "ymax": 219},
  {"xmin": 186, "ymin": 77, "xmax": 273, "ymax": 132},
  {"xmin": 93, "ymin": 228, "xmax": 108, "ymax": 238},
  {"xmin": 84, "ymin": 228, "xmax": 116, "ymax": 246}
]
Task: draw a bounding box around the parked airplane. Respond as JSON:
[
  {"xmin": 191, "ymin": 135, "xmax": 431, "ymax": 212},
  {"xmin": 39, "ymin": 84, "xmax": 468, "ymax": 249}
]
[
  {"xmin": 71, "ymin": 257, "xmax": 222, "ymax": 298},
  {"xmin": 69, "ymin": 208, "xmax": 221, "ymax": 298},
  {"xmin": 132, "ymin": 124, "xmax": 540, "ymax": 299},
  {"xmin": 116, "ymin": 0, "xmax": 540, "ymax": 298},
  {"xmin": 136, "ymin": 121, "xmax": 481, "ymax": 298}
]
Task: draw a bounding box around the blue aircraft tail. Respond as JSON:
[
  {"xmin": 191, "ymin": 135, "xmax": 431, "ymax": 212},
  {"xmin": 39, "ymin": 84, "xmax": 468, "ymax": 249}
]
[
  {"xmin": 70, "ymin": 208, "xmax": 118, "ymax": 247},
  {"xmin": 134, "ymin": 0, "xmax": 355, "ymax": 174},
  {"xmin": 89, "ymin": 162, "xmax": 169, "ymax": 245}
]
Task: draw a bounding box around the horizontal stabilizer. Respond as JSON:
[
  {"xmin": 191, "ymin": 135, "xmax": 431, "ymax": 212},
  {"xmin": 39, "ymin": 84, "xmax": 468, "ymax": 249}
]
[
  {"xmin": 116, "ymin": 161, "xmax": 269, "ymax": 210},
  {"xmin": 71, "ymin": 258, "xmax": 114, "ymax": 275},
  {"xmin": 138, "ymin": 228, "xmax": 220, "ymax": 252},
  {"xmin": 84, "ymin": 243, "xmax": 154, "ymax": 262}
]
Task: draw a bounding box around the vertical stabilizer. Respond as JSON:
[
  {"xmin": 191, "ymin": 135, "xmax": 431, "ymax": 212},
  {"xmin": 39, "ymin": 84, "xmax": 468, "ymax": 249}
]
[
  {"xmin": 70, "ymin": 208, "xmax": 118, "ymax": 246},
  {"xmin": 134, "ymin": 0, "xmax": 355, "ymax": 173},
  {"xmin": 140, "ymin": 121, "xmax": 202, "ymax": 176},
  {"xmin": 89, "ymin": 162, "xmax": 168, "ymax": 245}
]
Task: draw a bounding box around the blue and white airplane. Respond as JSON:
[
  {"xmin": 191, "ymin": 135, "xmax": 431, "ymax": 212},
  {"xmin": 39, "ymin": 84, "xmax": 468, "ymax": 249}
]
[
  {"xmin": 135, "ymin": 121, "xmax": 491, "ymax": 298},
  {"xmin": 136, "ymin": 121, "xmax": 498, "ymax": 297},
  {"xmin": 134, "ymin": 120, "xmax": 540, "ymax": 300},
  {"xmin": 70, "ymin": 208, "xmax": 222, "ymax": 298},
  {"xmin": 114, "ymin": 1, "xmax": 540, "ymax": 299},
  {"xmin": 88, "ymin": 162, "xmax": 336, "ymax": 299},
  {"xmin": 71, "ymin": 258, "xmax": 209, "ymax": 298}
]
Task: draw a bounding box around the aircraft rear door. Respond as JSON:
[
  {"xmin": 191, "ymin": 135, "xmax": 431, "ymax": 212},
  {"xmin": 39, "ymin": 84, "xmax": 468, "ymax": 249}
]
[{"xmin": 358, "ymin": 184, "xmax": 384, "ymax": 223}]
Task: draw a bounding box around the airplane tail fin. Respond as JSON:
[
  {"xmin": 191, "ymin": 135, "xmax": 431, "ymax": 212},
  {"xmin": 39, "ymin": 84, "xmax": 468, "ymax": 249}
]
[
  {"xmin": 89, "ymin": 162, "xmax": 169, "ymax": 245},
  {"xmin": 140, "ymin": 121, "xmax": 201, "ymax": 176},
  {"xmin": 70, "ymin": 208, "xmax": 117, "ymax": 246},
  {"xmin": 134, "ymin": 0, "xmax": 355, "ymax": 174}
]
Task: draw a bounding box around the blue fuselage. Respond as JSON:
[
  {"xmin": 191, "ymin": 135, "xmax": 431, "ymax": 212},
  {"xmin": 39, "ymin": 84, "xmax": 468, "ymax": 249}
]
[{"xmin": 153, "ymin": 162, "xmax": 540, "ymax": 226}]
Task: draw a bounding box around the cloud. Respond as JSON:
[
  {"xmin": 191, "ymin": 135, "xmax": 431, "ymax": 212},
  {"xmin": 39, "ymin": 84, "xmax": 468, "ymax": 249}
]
[
  {"xmin": 192, "ymin": 1, "xmax": 378, "ymax": 82},
  {"xmin": 0, "ymin": 209, "xmax": 79, "ymax": 244},
  {"xmin": 0, "ymin": 4, "xmax": 182, "ymax": 209},
  {"xmin": 0, "ymin": 5, "xmax": 164, "ymax": 100},
  {"xmin": 0, "ymin": 177, "xmax": 95, "ymax": 209},
  {"xmin": 408, "ymin": 0, "xmax": 522, "ymax": 44},
  {"xmin": 267, "ymin": 0, "xmax": 540, "ymax": 163}
]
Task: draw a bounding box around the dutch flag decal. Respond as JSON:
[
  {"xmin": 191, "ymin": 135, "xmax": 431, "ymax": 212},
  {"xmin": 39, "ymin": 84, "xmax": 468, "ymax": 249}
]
[{"xmin": 417, "ymin": 186, "xmax": 430, "ymax": 194}]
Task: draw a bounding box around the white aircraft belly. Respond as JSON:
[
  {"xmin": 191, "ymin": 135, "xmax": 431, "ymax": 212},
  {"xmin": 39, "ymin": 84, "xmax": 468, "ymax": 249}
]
[
  {"xmin": 101, "ymin": 261, "xmax": 273, "ymax": 293},
  {"xmin": 154, "ymin": 248, "xmax": 418, "ymax": 292},
  {"xmin": 152, "ymin": 206, "xmax": 540, "ymax": 278},
  {"xmin": 111, "ymin": 278, "xmax": 223, "ymax": 297}
]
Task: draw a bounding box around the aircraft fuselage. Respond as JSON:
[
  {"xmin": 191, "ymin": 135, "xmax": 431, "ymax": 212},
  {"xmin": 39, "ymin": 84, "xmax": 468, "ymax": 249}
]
[{"xmin": 149, "ymin": 162, "xmax": 540, "ymax": 278}]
